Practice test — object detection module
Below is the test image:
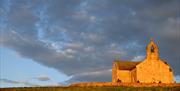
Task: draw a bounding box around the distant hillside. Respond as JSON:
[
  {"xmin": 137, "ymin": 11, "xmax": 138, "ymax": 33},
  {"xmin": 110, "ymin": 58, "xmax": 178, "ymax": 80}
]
[
  {"xmin": 70, "ymin": 82, "xmax": 180, "ymax": 87},
  {"xmin": 1, "ymin": 86, "xmax": 180, "ymax": 91}
]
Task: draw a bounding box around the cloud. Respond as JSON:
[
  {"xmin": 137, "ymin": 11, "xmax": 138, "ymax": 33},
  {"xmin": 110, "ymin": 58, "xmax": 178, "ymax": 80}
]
[
  {"xmin": 44, "ymin": 83, "xmax": 63, "ymax": 87},
  {"xmin": 65, "ymin": 42, "xmax": 83, "ymax": 50},
  {"xmin": 66, "ymin": 69, "xmax": 112, "ymax": 83},
  {"xmin": 132, "ymin": 55, "xmax": 145, "ymax": 61},
  {"xmin": 36, "ymin": 75, "xmax": 50, "ymax": 81},
  {"xmin": 0, "ymin": 0, "xmax": 180, "ymax": 84},
  {"xmin": 174, "ymin": 75, "xmax": 180, "ymax": 83},
  {"xmin": 0, "ymin": 78, "xmax": 40, "ymax": 87}
]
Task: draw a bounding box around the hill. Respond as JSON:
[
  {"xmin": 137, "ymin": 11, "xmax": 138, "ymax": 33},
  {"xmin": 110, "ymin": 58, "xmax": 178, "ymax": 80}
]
[{"xmin": 1, "ymin": 84, "xmax": 180, "ymax": 91}]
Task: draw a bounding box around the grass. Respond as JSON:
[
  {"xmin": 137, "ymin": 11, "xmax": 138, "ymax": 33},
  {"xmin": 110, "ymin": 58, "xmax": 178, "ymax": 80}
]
[{"xmin": 1, "ymin": 86, "xmax": 180, "ymax": 91}]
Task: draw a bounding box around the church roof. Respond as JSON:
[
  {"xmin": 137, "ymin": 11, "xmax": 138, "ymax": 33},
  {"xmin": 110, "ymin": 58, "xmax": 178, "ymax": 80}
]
[{"xmin": 113, "ymin": 60, "xmax": 142, "ymax": 70}]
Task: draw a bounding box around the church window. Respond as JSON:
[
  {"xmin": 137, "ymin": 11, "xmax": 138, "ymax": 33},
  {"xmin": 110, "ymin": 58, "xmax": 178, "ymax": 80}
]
[
  {"xmin": 163, "ymin": 61, "xmax": 168, "ymax": 65},
  {"xmin": 169, "ymin": 68, "xmax": 172, "ymax": 72},
  {"xmin": 163, "ymin": 61, "xmax": 169, "ymax": 66},
  {"xmin": 151, "ymin": 46, "xmax": 155, "ymax": 53}
]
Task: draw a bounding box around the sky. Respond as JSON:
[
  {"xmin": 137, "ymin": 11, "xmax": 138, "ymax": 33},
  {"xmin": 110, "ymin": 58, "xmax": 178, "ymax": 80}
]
[{"xmin": 0, "ymin": 0, "xmax": 180, "ymax": 87}]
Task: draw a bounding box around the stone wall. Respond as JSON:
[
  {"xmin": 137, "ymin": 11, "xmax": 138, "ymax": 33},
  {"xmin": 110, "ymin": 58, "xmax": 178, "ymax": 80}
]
[
  {"xmin": 112, "ymin": 62, "xmax": 137, "ymax": 83},
  {"xmin": 130, "ymin": 68, "xmax": 137, "ymax": 82},
  {"xmin": 136, "ymin": 59, "xmax": 174, "ymax": 83},
  {"xmin": 112, "ymin": 62, "xmax": 117, "ymax": 82},
  {"xmin": 117, "ymin": 70, "xmax": 131, "ymax": 83}
]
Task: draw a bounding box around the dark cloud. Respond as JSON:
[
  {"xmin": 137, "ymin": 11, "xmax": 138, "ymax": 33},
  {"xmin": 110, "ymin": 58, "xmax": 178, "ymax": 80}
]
[
  {"xmin": 0, "ymin": 78, "xmax": 40, "ymax": 86},
  {"xmin": 0, "ymin": 0, "xmax": 180, "ymax": 83},
  {"xmin": 66, "ymin": 69, "xmax": 112, "ymax": 83},
  {"xmin": 36, "ymin": 75, "xmax": 50, "ymax": 81}
]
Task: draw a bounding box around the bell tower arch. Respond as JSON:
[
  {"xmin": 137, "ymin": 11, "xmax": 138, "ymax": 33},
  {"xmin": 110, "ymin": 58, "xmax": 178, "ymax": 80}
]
[{"xmin": 146, "ymin": 38, "xmax": 159, "ymax": 60}]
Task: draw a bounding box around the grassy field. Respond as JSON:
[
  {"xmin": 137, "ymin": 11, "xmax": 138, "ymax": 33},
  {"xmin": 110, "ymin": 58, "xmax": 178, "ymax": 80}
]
[{"xmin": 1, "ymin": 86, "xmax": 180, "ymax": 91}]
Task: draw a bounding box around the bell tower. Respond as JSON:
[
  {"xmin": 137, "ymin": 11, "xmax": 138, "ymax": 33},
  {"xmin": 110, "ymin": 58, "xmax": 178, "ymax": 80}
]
[{"xmin": 146, "ymin": 38, "xmax": 159, "ymax": 60}]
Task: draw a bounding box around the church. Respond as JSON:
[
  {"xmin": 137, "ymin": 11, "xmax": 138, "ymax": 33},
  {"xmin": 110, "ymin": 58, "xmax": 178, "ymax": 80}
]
[{"xmin": 112, "ymin": 39, "xmax": 174, "ymax": 83}]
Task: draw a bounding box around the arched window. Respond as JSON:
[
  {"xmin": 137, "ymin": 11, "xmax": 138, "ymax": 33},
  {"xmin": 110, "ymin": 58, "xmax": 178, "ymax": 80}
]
[
  {"xmin": 151, "ymin": 46, "xmax": 154, "ymax": 53},
  {"xmin": 169, "ymin": 68, "xmax": 172, "ymax": 72}
]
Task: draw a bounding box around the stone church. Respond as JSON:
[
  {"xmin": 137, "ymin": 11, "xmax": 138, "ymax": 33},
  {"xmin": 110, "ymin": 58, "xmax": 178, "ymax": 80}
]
[{"xmin": 112, "ymin": 39, "xmax": 174, "ymax": 83}]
